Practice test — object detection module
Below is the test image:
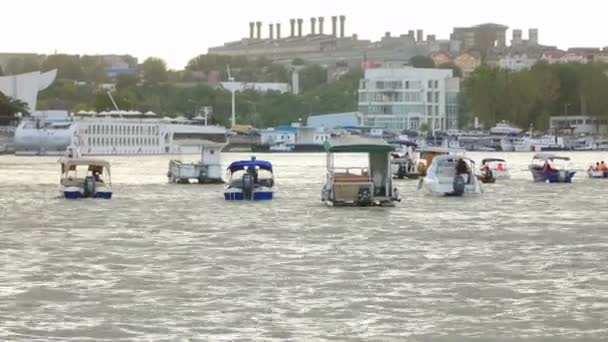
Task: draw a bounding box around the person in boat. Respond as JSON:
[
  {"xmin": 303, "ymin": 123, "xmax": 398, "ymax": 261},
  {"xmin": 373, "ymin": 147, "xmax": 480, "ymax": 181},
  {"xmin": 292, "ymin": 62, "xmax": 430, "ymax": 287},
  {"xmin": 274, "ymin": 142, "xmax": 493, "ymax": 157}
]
[
  {"xmin": 481, "ymin": 162, "xmax": 491, "ymax": 177},
  {"xmin": 600, "ymin": 161, "xmax": 607, "ymax": 172},
  {"xmin": 246, "ymin": 165, "xmax": 259, "ymax": 184},
  {"xmin": 544, "ymin": 161, "xmax": 555, "ymax": 173},
  {"xmin": 456, "ymin": 158, "xmax": 472, "ymax": 183},
  {"xmin": 93, "ymin": 170, "xmax": 103, "ymax": 182},
  {"xmin": 497, "ymin": 162, "xmax": 505, "ymax": 171},
  {"xmin": 456, "ymin": 158, "xmax": 469, "ymax": 175}
]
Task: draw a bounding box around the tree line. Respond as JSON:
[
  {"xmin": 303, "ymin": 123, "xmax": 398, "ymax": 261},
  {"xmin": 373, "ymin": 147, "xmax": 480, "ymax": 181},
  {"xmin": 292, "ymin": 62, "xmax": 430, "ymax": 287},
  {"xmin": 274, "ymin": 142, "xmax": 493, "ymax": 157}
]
[
  {"xmin": 7, "ymin": 53, "xmax": 362, "ymax": 127},
  {"xmin": 5, "ymin": 52, "xmax": 608, "ymax": 131},
  {"xmin": 463, "ymin": 62, "xmax": 608, "ymax": 130}
]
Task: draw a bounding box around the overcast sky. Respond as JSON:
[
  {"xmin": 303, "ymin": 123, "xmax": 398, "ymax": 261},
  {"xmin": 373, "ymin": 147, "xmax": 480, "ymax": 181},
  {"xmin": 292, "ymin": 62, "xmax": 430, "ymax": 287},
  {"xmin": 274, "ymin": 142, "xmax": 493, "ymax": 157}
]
[{"xmin": 3, "ymin": 0, "xmax": 606, "ymax": 69}]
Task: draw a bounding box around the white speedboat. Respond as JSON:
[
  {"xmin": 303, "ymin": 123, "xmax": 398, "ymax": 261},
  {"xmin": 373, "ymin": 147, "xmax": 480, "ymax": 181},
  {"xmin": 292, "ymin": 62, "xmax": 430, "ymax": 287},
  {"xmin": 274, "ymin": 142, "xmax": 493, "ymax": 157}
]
[
  {"xmin": 421, "ymin": 155, "xmax": 482, "ymax": 196},
  {"xmin": 479, "ymin": 158, "xmax": 510, "ymax": 181},
  {"xmin": 390, "ymin": 140, "xmax": 419, "ymax": 179},
  {"xmin": 490, "ymin": 121, "xmax": 523, "ymax": 135},
  {"xmin": 587, "ymin": 169, "xmax": 608, "ymax": 178},
  {"xmin": 59, "ymin": 158, "xmax": 112, "ymax": 199},
  {"xmin": 529, "ymin": 154, "xmax": 576, "ymax": 183}
]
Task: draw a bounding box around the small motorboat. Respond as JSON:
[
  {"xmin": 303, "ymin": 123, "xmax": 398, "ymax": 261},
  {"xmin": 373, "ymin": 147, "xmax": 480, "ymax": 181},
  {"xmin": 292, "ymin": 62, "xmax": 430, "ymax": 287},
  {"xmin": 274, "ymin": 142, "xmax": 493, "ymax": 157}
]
[
  {"xmin": 586, "ymin": 161, "xmax": 608, "ymax": 178},
  {"xmin": 415, "ymin": 147, "xmax": 465, "ymax": 177},
  {"xmin": 481, "ymin": 158, "xmax": 510, "ymax": 179},
  {"xmin": 321, "ymin": 136, "xmax": 400, "ymax": 207},
  {"xmin": 587, "ymin": 167, "xmax": 608, "ymax": 178},
  {"xmin": 224, "ymin": 157, "xmax": 274, "ymax": 201},
  {"xmin": 477, "ymin": 170, "xmax": 496, "ymax": 184},
  {"xmin": 59, "ymin": 158, "xmax": 112, "ymax": 199},
  {"xmin": 421, "ymin": 155, "xmax": 482, "ymax": 196},
  {"xmin": 390, "ymin": 140, "xmax": 419, "ymax": 179},
  {"xmin": 529, "ymin": 153, "xmax": 576, "ymax": 183}
]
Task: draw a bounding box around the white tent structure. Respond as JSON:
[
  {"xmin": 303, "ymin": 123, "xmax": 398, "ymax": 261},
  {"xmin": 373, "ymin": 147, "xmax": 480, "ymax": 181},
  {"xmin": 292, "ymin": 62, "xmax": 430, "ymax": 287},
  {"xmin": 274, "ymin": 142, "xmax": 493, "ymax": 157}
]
[{"xmin": 0, "ymin": 69, "xmax": 57, "ymax": 111}]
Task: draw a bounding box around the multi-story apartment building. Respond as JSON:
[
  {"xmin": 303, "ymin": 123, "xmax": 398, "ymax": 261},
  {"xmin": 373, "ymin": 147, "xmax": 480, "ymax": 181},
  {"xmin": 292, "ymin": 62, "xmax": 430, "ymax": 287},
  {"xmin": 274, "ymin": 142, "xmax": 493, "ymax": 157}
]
[{"xmin": 358, "ymin": 67, "xmax": 460, "ymax": 131}]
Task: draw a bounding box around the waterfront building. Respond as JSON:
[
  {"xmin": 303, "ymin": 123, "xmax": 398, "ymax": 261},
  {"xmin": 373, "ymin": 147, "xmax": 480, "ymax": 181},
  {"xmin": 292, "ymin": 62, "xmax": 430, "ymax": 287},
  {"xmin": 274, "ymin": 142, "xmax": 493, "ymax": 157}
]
[
  {"xmin": 358, "ymin": 67, "xmax": 460, "ymax": 131},
  {"xmin": 550, "ymin": 115, "xmax": 608, "ymax": 135}
]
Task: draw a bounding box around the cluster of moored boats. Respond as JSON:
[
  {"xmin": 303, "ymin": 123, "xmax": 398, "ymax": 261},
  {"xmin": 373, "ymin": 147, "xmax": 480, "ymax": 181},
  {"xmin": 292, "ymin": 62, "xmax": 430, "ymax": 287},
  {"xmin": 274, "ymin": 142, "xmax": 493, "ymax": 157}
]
[{"xmin": 57, "ymin": 136, "xmax": 600, "ymax": 205}]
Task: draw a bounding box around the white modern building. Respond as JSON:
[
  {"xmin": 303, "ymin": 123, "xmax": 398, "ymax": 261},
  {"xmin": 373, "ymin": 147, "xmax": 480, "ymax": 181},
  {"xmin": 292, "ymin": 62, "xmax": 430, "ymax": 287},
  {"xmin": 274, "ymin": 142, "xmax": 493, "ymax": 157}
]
[
  {"xmin": 358, "ymin": 67, "xmax": 460, "ymax": 131},
  {"xmin": 498, "ymin": 53, "xmax": 538, "ymax": 71}
]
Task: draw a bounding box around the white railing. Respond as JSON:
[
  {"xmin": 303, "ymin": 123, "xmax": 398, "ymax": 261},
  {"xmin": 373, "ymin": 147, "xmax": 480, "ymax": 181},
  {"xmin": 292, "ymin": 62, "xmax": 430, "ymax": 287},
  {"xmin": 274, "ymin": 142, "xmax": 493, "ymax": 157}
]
[{"xmin": 0, "ymin": 126, "xmax": 16, "ymax": 133}]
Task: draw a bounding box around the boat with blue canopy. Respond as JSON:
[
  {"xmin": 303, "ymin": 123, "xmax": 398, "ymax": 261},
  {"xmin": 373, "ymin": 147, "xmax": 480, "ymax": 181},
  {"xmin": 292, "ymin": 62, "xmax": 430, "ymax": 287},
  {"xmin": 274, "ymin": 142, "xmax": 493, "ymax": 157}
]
[
  {"xmin": 224, "ymin": 156, "xmax": 274, "ymax": 201},
  {"xmin": 529, "ymin": 153, "xmax": 576, "ymax": 183}
]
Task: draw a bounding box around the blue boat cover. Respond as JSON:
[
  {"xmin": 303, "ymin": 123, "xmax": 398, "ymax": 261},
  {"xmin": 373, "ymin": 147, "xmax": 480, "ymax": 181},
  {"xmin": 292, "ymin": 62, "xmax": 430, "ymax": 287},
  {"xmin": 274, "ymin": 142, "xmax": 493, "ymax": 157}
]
[{"xmin": 227, "ymin": 160, "xmax": 273, "ymax": 172}]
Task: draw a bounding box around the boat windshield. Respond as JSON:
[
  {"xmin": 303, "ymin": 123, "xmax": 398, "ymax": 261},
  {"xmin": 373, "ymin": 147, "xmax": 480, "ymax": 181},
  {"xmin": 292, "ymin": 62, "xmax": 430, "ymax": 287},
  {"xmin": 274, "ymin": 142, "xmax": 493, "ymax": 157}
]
[
  {"xmin": 530, "ymin": 158, "xmax": 570, "ymax": 170},
  {"xmin": 228, "ymin": 167, "xmax": 273, "ymax": 187},
  {"xmin": 61, "ymin": 164, "xmax": 111, "ymax": 184}
]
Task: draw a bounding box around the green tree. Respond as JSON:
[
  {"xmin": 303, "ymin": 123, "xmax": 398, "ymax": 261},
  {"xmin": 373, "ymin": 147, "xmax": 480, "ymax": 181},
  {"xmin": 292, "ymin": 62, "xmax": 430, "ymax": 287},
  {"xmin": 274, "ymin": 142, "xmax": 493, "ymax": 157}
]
[
  {"xmin": 409, "ymin": 55, "xmax": 435, "ymax": 68},
  {"xmin": 292, "ymin": 58, "xmax": 305, "ymax": 66},
  {"xmin": 141, "ymin": 57, "xmax": 168, "ymax": 83},
  {"xmin": 300, "ymin": 64, "xmax": 328, "ymax": 92},
  {"xmin": 0, "ymin": 91, "xmax": 30, "ymax": 117},
  {"xmin": 580, "ymin": 63, "xmax": 608, "ymax": 128},
  {"xmin": 529, "ymin": 63, "xmax": 560, "ymax": 130},
  {"xmin": 42, "ymin": 54, "xmax": 85, "ymax": 80},
  {"xmin": 116, "ymin": 73, "xmax": 140, "ymax": 91}
]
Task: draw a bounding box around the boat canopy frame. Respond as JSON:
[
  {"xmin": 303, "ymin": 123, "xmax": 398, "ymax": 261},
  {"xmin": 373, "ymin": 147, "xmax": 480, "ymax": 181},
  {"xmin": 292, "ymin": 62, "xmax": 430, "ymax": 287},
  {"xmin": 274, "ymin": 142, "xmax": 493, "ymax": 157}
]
[
  {"xmin": 532, "ymin": 153, "xmax": 570, "ymax": 161},
  {"xmin": 59, "ymin": 158, "xmax": 112, "ymax": 184},
  {"xmin": 323, "ymin": 136, "xmax": 395, "ymax": 154},
  {"xmin": 227, "ymin": 160, "xmax": 273, "ymax": 173},
  {"xmin": 482, "ymin": 158, "xmax": 506, "ymax": 164}
]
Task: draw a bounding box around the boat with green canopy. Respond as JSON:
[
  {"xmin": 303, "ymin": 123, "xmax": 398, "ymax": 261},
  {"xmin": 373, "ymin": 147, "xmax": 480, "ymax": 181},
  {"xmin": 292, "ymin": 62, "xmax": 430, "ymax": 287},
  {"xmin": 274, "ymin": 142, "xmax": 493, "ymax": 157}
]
[{"xmin": 321, "ymin": 136, "xmax": 400, "ymax": 207}]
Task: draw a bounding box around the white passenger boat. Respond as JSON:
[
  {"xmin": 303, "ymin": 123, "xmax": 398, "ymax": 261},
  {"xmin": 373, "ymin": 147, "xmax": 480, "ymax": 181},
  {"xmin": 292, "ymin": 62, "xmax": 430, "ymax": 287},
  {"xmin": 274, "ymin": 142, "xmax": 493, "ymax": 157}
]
[
  {"xmin": 421, "ymin": 155, "xmax": 482, "ymax": 196},
  {"xmin": 59, "ymin": 158, "xmax": 112, "ymax": 199},
  {"xmin": 14, "ymin": 109, "xmax": 227, "ymax": 156},
  {"xmin": 167, "ymin": 130, "xmax": 228, "ymax": 184}
]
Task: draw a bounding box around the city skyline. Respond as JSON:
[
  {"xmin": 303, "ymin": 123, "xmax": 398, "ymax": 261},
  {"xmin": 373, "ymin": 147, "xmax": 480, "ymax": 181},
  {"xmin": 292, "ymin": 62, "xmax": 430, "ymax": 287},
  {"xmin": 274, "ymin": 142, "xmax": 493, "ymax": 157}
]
[{"xmin": 2, "ymin": 0, "xmax": 606, "ymax": 69}]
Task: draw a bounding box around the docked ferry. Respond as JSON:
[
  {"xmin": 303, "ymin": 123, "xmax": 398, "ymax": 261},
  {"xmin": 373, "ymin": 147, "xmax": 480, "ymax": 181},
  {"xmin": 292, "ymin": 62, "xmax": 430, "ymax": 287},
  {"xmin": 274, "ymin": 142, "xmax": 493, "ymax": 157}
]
[{"xmin": 14, "ymin": 110, "xmax": 227, "ymax": 156}]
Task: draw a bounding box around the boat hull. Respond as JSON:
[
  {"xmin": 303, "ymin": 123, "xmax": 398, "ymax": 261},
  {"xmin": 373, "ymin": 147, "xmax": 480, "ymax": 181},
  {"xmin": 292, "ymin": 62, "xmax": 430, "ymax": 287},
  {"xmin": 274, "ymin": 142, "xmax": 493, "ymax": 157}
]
[
  {"xmin": 224, "ymin": 190, "xmax": 273, "ymax": 201},
  {"xmin": 530, "ymin": 169, "xmax": 576, "ymax": 183},
  {"xmin": 587, "ymin": 170, "xmax": 608, "ymax": 178},
  {"xmin": 423, "ymin": 179, "xmax": 482, "ymax": 196},
  {"xmin": 62, "ymin": 188, "xmax": 112, "ymax": 199}
]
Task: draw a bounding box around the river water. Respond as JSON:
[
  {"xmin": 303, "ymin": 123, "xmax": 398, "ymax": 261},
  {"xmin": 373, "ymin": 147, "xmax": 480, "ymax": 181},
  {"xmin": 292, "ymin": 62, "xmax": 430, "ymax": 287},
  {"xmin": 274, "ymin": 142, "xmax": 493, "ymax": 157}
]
[{"xmin": 1, "ymin": 152, "xmax": 607, "ymax": 341}]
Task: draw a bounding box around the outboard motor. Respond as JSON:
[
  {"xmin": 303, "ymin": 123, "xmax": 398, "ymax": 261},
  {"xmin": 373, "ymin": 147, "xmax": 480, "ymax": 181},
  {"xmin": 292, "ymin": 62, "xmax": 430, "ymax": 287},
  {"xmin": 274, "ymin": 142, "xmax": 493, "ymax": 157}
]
[
  {"xmin": 356, "ymin": 187, "xmax": 372, "ymax": 206},
  {"xmin": 83, "ymin": 176, "xmax": 96, "ymax": 198},
  {"xmin": 397, "ymin": 165, "xmax": 406, "ymax": 179},
  {"xmin": 242, "ymin": 173, "xmax": 254, "ymax": 200},
  {"xmin": 452, "ymin": 175, "xmax": 466, "ymax": 196},
  {"xmin": 198, "ymin": 168, "xmax": 208, "ymax": 184}
]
